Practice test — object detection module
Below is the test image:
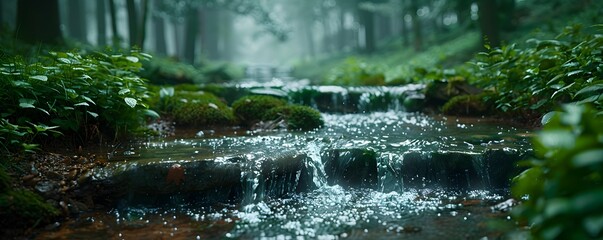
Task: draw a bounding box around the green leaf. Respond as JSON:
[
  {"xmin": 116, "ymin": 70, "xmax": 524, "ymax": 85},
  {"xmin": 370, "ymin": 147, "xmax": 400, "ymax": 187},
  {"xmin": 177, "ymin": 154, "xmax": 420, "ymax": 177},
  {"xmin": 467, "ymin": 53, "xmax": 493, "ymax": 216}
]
[
  {"xmin": 74, "ymin": 102, "xmax": 89, "ymax": 107},
  {"xmin": 118, "ymin": 89, "xmax": 131, "ymax": 95},
  {"xmin": 81, "ymin": 96, "xmax": 96, "ymax": 105},
  {"xmin": 18, "ymin": 98, "xmax": 35, "ymax": 108},
  {"xmin": 538, "ymin": 130, "xmax": 575, "ymax": 149},
  {"xmin": 125, "ymin": 56, "xmax": 139, "ymax": 63},
  {"xmin": 541, "ymin": 111, "xmax": 558, "ymax": 125},
  {"xmin": 572, "ymin": 149, "xmax": 603, "ymax": 167},
  {"xmin": 143, "ymin": 109, "xmax": 160, "ymax": 119},
  {"xmin": 124, "ymin": 97, "xmax": 137, "ymax": 108},
  {"xmin": 551, "ymin": 82, "xmax": 575, "ymax": 99},
  {"xmin": 57, "ymin": 58, "xmax": 71, "ymax": 64},
  {"xmin": 29, "ymin": 75, "xmax": 48, "ymax": 81},
  {"xmin": 86, "ymin": 111, "xmax": 99, "ymax": 118},
  {"xmin": 584, "ymin": 215, "xmax": 603, "ymax": 237},
  {"xmin": 575, "ymin": 84, "xmax": 603, "ymax": 97},
  {"xmin": 159, "ymin": 87, "xmax": 174, "ymax": 98}
]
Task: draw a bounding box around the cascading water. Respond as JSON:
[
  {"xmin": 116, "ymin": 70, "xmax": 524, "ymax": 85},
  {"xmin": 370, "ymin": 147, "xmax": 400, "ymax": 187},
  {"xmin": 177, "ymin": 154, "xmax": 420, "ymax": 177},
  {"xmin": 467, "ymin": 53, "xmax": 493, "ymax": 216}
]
[
  {"xmin": 38, "ymin": 80, "xmax": 534, "ymax": 239},
  {"xmin": 304, "ymin": 141, "xmax": 328, "ymax": 188},
  {"xmin": 377, "ymin": 152, "xmax": 404, "ymax": 192}
]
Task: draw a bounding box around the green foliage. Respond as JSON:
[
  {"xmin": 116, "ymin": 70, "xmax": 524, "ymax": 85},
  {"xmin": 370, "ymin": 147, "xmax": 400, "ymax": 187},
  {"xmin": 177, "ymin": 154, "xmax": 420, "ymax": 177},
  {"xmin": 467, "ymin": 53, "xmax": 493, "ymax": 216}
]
[
  {"xmin": 0, "ymin": 189, "xmax": 59, "ymax": 225},
  {"xmin": 325, "ymin": 58, "xmax": 386, "ymax": 86},
  {"xmin": 470, "ymin": 24, "xmax": 603, "ymax": 114},
  {"xmin": 264, "ymin": 105, "xmax": 324, "ymax": 131},
  {"xmin": 512, "ymin": 105, "xmax": 603, "ymax": 239},
  {"xmin": 0, "ymin": 50, "xmax": 156, "ymax": 151},
  {"xmin": 441, "ymin": 93, "xmax": 492, "ymax": 116},
  {"xmin": 141, "ymin": 57, "xmax": 205, "ymax": 85},
  {"xmin": 232, "ymin": 95, "xmax": 287, "ymax": 124},
  {"xmin": 152, "ymin": 87, "xmax": 235, "ymax": 127},
  {"xmin": 141, "ymin": 57, "xmax": 244, "ymax": 85},
  {"xmin": 0, "ymin": 167, "xmax": 10, "ymax": 191}
]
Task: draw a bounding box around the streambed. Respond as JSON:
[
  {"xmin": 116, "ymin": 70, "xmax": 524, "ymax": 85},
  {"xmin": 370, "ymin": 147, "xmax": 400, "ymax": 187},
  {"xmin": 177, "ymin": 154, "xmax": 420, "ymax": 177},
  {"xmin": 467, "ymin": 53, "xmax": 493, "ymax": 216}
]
[{"xmin": 37, "ymin": 111, "xmax": 531, "ymax": 239}]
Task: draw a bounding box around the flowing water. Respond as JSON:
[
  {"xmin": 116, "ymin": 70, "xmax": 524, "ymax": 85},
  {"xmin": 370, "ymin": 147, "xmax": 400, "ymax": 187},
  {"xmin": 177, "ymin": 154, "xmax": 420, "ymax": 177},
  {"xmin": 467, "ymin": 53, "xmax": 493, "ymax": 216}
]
[{"xmin": 36, "ymin": 83, "xmax": 532, "ymax": 239}]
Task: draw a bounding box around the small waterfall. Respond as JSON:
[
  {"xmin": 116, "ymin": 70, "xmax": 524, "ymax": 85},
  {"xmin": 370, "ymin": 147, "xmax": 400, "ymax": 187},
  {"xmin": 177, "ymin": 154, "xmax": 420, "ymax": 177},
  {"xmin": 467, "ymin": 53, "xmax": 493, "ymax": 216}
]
[
  {"xmin": 471, "ymin": 154, "xmax": 492, "ymax": 189},
  {"xmin": 377, "ymin": 152, "xmax": 404, "ymax": 192},
  {"xmin": 304, "ymin": 141, "xmax": 328, "ymax": 188},
  {"xmin": 241, "ymin": 153, "xmax": 265, "ymax": 206}
]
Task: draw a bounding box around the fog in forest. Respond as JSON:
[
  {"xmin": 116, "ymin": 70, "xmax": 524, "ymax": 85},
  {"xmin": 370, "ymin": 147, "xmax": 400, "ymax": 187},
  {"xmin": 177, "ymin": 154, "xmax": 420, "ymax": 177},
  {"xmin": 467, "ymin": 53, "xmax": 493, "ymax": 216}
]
[{"xmin": 0, "ymin": 0, "xmax": 527, "ymax": 66}]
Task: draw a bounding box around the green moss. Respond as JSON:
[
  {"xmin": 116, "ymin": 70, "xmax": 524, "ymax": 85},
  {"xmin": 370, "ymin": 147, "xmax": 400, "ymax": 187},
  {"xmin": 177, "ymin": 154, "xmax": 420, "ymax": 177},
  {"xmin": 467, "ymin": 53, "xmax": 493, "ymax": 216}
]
[
  {"xmin": 0, "ymin": 167, "xmax": 10, "ymax": 192},
  {"xmin": 264, "ymin": 105, "xmax": 324, "ymax": 131},
  {"xmin": 441, "ymin": 94, "xmax": 491, "ymax": 116},
  {"xmin": 232, "ymin": 95, "xmax": 287, "ymax": 124},
  {"xmin": 0, "ymin": 189, "xmax": 59, "ymax": 225},
  {"xmin": 170, "ymin": 92, "xmax": 236, "ymax": 127},
  {"xmin": 173, "ymin": 83, "xmax": 202, "ymax": 92}
]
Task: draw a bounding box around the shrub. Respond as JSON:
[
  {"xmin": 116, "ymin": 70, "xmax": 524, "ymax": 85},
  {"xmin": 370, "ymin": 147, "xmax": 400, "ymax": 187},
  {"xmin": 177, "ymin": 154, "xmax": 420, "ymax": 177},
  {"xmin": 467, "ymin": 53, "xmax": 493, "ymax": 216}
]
[
  {"xmin": 470, "ymin": 24, "xmax": 603, "ymax": 114},
  {"xmin": 232, "ymin": 95, "xmax": 287, "ymax": 124},
  {"xmin": 152, "ymin": 88, "xmax": 235, "ymax": 127},
  {"xmin": 264, "ymin": 105, "xmax": 324, "ymax": 131},
  {"xmin": 0, "ymin": 50, "xmax": 157, "ymax": 150},
  {"xmin": 512, "ymin": 105, "xmax": 603, "ymax": 239},
  {"xmin": 325, "ymin": 58, "xmax": 386, "ymax": 86}
]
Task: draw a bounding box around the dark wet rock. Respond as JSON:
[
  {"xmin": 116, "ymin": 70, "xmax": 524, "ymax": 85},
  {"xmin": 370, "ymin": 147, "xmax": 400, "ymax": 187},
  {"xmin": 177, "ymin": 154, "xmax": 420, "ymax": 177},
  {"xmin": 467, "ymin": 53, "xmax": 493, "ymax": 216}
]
[
  {"xmin": 261, "ymin": 152, "xmax": 314, "ymax": 197},
  {"xmin": 322, "ymin": 149, "xmax": 378, "ymax": 189},
  {"xmin": 35, "ymin": 180, "xmax": 60, "ymax": 199},
  {"xmin": 80, "ymin": 152, "xmax": 315, "ymax": 206},
  {"xmin": 402, "ymin": 92, "xmax": 425, "ymax": 112},
  {"xmin": 82, "ymin": 160, "xmax": 243, "ymax": 206},
  {"xmin": 491, "ymin": 198, "xmax": 518, "ymax": 212},
  {"xmin": 400, "ymin": 149, "xmax": 530, "ymax": 190}
]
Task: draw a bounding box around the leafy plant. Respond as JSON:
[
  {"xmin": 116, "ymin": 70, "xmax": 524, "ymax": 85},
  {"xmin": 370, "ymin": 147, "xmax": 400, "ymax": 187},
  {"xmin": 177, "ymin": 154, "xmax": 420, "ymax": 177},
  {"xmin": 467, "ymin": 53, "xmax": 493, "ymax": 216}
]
[
  {"xmin": 512, "ymin": 105, "xmax": 603, "ymax": 239},
  {"xmin": 470, "ymin": 24, "xmax": 603, "ymax": 116},
  {"xmin": 325, "ymin": 58, "xmax": 386, "ymax": 86},
  {"xmin": 0, "ymin": 49, "xmax": 157, "ymax": 151}
]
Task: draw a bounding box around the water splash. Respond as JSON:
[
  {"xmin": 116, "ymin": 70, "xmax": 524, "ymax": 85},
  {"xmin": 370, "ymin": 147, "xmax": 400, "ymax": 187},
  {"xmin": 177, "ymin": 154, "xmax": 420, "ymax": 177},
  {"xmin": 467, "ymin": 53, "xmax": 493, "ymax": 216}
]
[
  {"xmin": 377, "ymin": 152, "xmax": 404, "ymax": 192},
  {"xmin": 304, "ymin": 141, "xmax": 328, "ymax": 188}
]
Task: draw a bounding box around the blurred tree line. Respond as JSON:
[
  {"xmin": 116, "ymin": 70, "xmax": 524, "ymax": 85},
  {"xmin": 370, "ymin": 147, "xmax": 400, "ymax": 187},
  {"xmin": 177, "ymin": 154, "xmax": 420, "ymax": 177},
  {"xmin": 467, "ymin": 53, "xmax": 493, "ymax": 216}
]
[{"xmin": 0, "ymin": 0, "xmax": 596, "ymax": 64}]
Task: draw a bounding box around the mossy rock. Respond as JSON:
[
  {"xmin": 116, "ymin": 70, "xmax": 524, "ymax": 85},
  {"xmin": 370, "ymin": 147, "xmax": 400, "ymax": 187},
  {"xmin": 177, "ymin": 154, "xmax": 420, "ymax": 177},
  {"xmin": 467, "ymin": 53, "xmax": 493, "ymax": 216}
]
[
  {"xmin": 441, "ymin": 94, "xmax": 491, "ymax": 116},
  {"xmin": 360, "ymin": 73, "xmax": 386, "ymax": 86},
  {"xmin": 160, "ymin": 91, "xmax": 236, "ymax": 127},
  {"xmin": 425, "ymin": 77, "xmax": 482, "ymax": 106},
  {"xmin": 232, "ymin": 95, "xmax": 287, "ymax": 125},
  {"xmin": 0, "ymin": 189, "xmax": 59, "ymax": 225},
  {"xmin": 264, "ymin": 105, "xmax": 324, "ymax": 131}
]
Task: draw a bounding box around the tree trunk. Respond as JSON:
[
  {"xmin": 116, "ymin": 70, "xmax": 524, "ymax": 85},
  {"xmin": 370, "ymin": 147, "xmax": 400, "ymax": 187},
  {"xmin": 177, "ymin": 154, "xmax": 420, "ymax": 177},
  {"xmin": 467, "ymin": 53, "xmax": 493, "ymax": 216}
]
[
  {"xmin": 137, "ymin": 0, "xmax": 150, "ymax": 49},
  {"xmin": 67, "ymin": 0, "xmax": 87, "ymax": 42},
  {"xmin": 455, "ymin": 0, "xmax": 472, "ymax": 27},
  {"xmin": 16, "ymin": 0, "xmax": 62, "ymax": 45},
  {"xmin": 478, "ymin": 0, "xmax": 500, "ymax": 48},
  {"xmin": 338, "ymin": 9, "xmax": 346, "ymax": 51},
  {"xmin": 96, "ymin": 0, "xmax": 107, "ymax": 46},
  {"xmin": 126, "ymin": 0, "xmax": 138, "ymax": 47},
  {"xmin": 152, "ymin": 2, "xmax": 167, "ymax": 55},
  {"xmin": 108, "ymin": 0, "xmax": 120, "ymax": 47},
  {"xmin": 359, "ymin": 8, "xmax": 375, "ymax": 53},
  {"xmin": 201, "ymin": 9, "xmax": 219, "ymax": 60},
  {"xmin": 183, "ymin": 8, "xmax": 199, "ymax": 64},
  {"xmin": 409, "ymin": 0, "xmax": 422, "ymax": 51},
  {"xmin": 218, "ymin": 11, "xmax": 234, "ymax": 61},
  {"xmin": 400, "ymin": 9, "xmax": 409, "ymax": 46}
]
